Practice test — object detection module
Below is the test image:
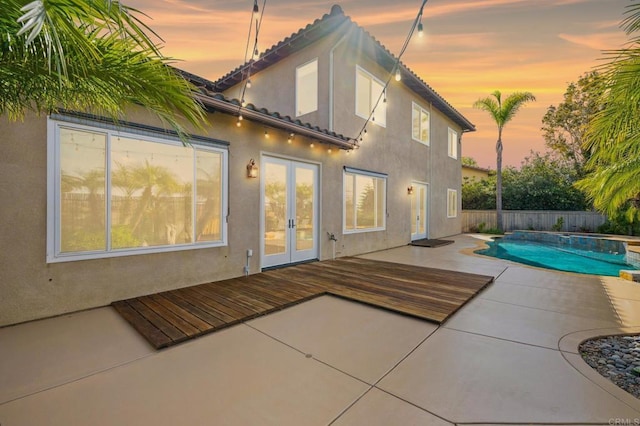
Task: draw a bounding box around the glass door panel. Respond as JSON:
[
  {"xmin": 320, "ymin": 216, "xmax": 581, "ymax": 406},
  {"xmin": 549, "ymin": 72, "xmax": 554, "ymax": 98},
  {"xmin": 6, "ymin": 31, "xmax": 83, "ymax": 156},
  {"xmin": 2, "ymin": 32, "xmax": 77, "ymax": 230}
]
[
  {"xmin": 295, "ymin": 167, "xmax": 314, "ymax": 251},
  {"xmin": 411, "ymin": 182, "xmax": 428, "ymax": 240},
  {"xmin": 263, "ymin": 160, "xmax": 288, "ymax": 261},
  {"xmin": 262, "ymin": 157, "xmax": 318, "ymax": 268}
]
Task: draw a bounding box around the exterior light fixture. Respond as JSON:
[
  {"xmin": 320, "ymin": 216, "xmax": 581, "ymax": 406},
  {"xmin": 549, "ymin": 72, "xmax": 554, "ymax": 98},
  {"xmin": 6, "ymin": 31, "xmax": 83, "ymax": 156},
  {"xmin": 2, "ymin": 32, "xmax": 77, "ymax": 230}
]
[
  {"xmin": 264, "ymin": 130, "xmax": 269, "ymax": 139},
  {"xmin": 247, "ymin": 159, "xmax": 258, "ymax": 178},
  {"xmin": 287, "ymin": 133, "xmax": 294, "ymax": 143},
  {"xmin": 236, "ymin": 115, "xmax": 243, "ymax": 127},
  {"xmin": 328, "ymin": 148, "xmax": 332, "ymax": 154},
  {"xmin": 310, "ymin": 143, "xmax": 315, "ymax": 148},
  {"xmin": 407, "ymin": 185, "xmax": 414, "ymax": 195}
]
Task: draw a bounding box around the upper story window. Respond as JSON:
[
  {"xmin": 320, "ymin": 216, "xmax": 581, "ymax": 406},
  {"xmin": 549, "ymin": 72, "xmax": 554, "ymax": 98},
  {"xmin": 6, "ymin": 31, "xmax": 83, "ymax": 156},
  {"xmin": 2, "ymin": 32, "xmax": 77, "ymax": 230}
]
[
  {"xmin": 296, "ymin": 59, "xmax": 318, "ymax": 117},
  {"xmin": 343, "ymin": 167, "xmax": 387, "ymax": 233},
  {"xmin": 447, "ymin": 188, "xmax": 458, "ymax": 218},
  {"xmin": 47, "ymin": 117, "xmax": 228, "ymax": 263},
  {"xmin": 412, "ymin": 102, "xmax": 430, "ymax": 145},
  {"xmin": 448, "ymin": 127, "xmax": 458, "ymax": 159},
  {"xmin": 355, "ymin": 66, "xmax": 387, "ymax": 127}
]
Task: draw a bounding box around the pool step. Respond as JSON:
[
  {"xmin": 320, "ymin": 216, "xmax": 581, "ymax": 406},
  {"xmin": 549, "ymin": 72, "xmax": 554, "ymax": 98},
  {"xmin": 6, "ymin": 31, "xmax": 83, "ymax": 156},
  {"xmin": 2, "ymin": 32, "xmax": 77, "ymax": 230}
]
[{"xmin": 620, "ymin": 270, "xmax": 640, "ymax": 283}]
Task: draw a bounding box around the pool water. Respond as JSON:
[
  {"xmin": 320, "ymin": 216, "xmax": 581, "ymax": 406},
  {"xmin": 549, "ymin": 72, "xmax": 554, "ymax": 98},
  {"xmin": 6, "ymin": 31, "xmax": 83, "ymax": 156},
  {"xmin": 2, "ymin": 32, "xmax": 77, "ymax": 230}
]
[{"xmin": 476, "ymin": 239, "xmax": 637, "ymax": 276}]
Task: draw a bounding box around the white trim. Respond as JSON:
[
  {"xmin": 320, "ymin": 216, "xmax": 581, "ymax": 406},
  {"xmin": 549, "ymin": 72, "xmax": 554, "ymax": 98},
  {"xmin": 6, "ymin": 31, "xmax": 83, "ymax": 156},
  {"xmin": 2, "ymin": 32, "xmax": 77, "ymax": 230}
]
[
  {"xmin": 447, "ymin": 188, "xmax": 458, "ymax": 218},
  {"xmin": 411, "ymin": 102, "xmax": 430, "ymax": 146},
  {"xmin": 46, "ymin": 118, "xmax": 229, "ymax": 263},
  {"xmin": 355, "ymin": 65, "xmax": 387, "ymax": 128},
  {"xmin": 295, "ymin": 58, "xmax": 318, "ymax": 117},
  {"xmin": 448, "ymin": 127, "xmax": 458, "ymax": 159},
  {"xmin": 343, "ymin": 168, "xmax": 387, "ymax": 234}
]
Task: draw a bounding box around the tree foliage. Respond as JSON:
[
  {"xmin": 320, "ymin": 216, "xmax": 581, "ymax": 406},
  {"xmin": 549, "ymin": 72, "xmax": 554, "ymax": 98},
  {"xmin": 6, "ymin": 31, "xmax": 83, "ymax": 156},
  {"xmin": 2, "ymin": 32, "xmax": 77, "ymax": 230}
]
[
  {"xmin": 541, "ymin": 71, "xmax": 605, "ymax": 176},
  {"xmin": 462, "ymin": 153, "xmax": 588, "ymax": 211},
  {"xmin": 473, "ymin": 90, "xmax": 536, "ymax": 230},
  {"xmin": 577, "ymin": 2, "xmax": 640, "ymax": 221},
  {"xmin": 0, "ymin": 0, "xmax": 205, "ymax": 137}
]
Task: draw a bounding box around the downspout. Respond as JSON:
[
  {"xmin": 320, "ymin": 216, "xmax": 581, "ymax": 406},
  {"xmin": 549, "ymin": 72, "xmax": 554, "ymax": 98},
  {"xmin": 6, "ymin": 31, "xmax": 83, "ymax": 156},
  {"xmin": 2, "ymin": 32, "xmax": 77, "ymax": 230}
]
[
  {"xmin": 329, "ymin": 32, "xmax": 349, "ymax": 131},
  {"xmin": 428, "ymin": 101, "xmax": 433, "ymax": 239}
]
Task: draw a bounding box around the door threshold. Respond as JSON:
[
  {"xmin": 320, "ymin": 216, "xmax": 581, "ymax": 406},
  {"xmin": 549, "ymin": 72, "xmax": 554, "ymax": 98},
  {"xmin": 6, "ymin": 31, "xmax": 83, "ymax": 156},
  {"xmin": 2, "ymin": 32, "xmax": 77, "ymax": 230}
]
[{"xmin": 261, "ymin": 258, "xmax": 319, "ymax": 272}]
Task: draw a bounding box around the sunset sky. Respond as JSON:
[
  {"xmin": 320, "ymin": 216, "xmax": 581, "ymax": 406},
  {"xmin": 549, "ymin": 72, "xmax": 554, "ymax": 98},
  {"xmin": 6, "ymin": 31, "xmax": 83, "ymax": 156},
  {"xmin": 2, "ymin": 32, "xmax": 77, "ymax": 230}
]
[{"xmin": 127, "ymin": 0, "xmax": 631, "ymax": 168}]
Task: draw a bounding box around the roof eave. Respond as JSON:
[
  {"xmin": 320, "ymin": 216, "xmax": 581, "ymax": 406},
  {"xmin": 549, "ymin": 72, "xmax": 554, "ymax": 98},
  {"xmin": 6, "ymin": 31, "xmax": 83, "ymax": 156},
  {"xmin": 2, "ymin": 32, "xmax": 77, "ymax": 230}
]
[{"xmin": 195, "ymin": 93, "xmax": 357, "ymax": 150}]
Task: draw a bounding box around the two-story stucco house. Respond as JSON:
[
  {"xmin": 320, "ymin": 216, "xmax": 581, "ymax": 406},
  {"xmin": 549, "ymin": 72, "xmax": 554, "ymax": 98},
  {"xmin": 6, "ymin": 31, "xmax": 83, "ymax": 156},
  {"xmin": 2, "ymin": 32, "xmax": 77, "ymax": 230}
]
[{"xmin": 0, "ymin": 5, "xmax": 474, "ymax": 326}]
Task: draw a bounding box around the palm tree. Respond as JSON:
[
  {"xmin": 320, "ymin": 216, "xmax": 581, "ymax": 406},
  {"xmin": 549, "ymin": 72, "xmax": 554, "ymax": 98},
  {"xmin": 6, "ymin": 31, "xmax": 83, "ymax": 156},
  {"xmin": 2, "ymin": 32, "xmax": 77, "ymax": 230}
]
[
  {"xmin": 576, "ymin": 2, "xmax": 640, "ymax": 221},
  {"xmin": 1, "ymin": 0, "xmax": 205, "ymax": 138},
  {"xmin": 473, "ymin": 90, "xmax": 536, "ymax": 231}
]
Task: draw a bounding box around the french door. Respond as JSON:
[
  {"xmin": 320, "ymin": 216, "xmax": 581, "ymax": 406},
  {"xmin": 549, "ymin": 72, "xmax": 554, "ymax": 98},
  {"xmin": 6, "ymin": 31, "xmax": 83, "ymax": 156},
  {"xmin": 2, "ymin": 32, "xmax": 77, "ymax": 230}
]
[
  {"xmin": 411, "ymin": 182, "xmax": 428, "ymax": 240},
  {"xmin": 261, "ymin": 156, "xmax": 319, "ymax": 268}
]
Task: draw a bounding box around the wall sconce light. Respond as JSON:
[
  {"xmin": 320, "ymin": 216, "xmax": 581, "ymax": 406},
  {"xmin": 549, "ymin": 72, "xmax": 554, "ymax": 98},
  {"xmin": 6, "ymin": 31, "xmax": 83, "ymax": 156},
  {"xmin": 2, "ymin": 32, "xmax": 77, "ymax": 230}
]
[
  {"xmin": 407, "ymin": 185, "xmax": 414, "ymax": 195},
  {"xmin": 247, "ymin": 159, "xmax": 258, "ymax": 178}
]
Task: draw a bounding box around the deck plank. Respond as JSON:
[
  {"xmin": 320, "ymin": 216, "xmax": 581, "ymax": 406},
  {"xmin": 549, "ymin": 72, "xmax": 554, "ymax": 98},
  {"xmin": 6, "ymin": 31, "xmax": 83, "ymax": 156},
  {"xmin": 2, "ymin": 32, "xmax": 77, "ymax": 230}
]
[{"xmin": 112, "ymin": 257, "xmax": 493, "ymax": 349}]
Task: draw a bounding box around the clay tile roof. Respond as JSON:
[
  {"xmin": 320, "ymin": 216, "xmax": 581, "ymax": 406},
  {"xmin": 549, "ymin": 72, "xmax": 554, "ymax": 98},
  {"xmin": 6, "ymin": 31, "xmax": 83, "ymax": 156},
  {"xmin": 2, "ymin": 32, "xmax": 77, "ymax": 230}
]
[{"xmin": 211, "ymin": 4, "xmax": 474, "ymax": 132}]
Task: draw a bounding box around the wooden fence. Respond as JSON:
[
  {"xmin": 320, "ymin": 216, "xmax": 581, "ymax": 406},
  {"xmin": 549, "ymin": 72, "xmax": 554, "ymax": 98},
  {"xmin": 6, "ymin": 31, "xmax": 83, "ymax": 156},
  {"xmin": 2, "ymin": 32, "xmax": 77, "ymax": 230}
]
[{"xmin": 461, "ymin": 210, "xmax": 607, "ymax": 233}]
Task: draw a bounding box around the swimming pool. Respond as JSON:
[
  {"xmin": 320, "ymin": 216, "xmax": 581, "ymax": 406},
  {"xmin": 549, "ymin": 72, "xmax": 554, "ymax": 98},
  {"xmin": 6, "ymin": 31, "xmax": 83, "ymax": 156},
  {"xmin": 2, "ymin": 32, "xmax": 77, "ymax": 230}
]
[{"xmin": 476, "ymin": 232, "xmax": 638, "ymax": 276}]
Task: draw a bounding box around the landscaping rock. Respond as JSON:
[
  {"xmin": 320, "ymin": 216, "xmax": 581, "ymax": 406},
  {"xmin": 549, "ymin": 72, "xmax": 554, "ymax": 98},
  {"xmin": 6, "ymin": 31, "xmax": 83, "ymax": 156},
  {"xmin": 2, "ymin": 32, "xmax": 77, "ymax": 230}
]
[{"xmin": 580, "ymin": 334, "xmax": 640, "ymax": 399}]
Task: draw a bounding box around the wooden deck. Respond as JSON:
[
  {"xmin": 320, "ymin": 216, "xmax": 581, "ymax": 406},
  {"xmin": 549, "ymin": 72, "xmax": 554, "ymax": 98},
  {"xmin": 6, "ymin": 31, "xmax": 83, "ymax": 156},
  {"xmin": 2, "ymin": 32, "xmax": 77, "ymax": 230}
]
[{"xmin": 112, "ymin": 257, "xmax": 494, "ymax": 349}]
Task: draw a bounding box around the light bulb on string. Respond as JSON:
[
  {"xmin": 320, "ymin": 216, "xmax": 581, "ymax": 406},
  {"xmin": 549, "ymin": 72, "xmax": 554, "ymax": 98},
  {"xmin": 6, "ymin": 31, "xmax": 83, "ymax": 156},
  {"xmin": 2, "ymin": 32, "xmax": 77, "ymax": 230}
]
[
  {"xmin": 417, "ymin": 21, "xmax": 424, "ymax": 38},
  {"xmin": 395, "ymin": 68, "xmax": 401, "ymax": 82},
  {"xmin": 253, "ymin": 0, "xmax": 259, "ymax": 13},
  {"xmin": 246, "ymin": 79, "xmax": 252, "ymax": 89}
]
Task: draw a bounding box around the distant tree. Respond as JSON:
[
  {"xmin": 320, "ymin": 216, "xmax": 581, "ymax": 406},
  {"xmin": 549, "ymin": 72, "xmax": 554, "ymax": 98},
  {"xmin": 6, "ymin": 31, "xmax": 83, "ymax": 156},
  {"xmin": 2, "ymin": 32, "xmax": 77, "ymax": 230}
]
[
  {"xmin": 462, "ymin": 153, "xmax": 588, "ymax": 211},
  {"xmin": 577, "ymin": 2, "xmax": 640, "ymax": 222},
  {"xmin": 541, "ymin": 71, "xmax": 605, "ymax": 176},
  {"xmin": 473, "ymin": 90, "xmax": 536, "ymax": 231},
  {"xmin": 461, "ymin": 156, "xmax": 479, "ymax": 167},
  {"xmin": 462, "ymin": 177, "xmax": 496, "ymax": 210},
  {"xmin": 502, "ymin": 153, "xmax": 588, "ymax": 210}
]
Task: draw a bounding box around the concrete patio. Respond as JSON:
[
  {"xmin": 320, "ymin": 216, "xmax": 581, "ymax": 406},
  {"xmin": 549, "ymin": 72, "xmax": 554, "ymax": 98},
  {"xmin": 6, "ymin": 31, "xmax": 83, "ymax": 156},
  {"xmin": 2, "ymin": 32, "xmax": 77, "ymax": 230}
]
[{"xmin": 1, "ymin": 234, "xmax": 639, "ymax": 425}]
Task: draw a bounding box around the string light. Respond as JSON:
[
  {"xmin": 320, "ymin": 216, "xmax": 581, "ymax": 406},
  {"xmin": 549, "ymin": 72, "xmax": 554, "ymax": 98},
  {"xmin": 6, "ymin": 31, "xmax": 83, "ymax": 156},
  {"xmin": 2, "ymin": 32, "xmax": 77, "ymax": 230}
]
[
  {"xmin": 241, "ymin": 98, "xmax": 247, "ymax": 107},
  {"xmin": 287, "ymin": 133, "xmax": 294, "ymax": 143},
  {"xmin": 247, "ymin": 79, "xmax": 252, "ymax": 88},
  {"xmin": 328, "ymin": 148, "xmax": 332, "ymax": 154},
  {"xmin": 253, "ymin": 0, "xmax": 259, "ymax": 13},
  {"xmin": 310, "ymin": 143, "xmax": 315, "ymax": 148},
  {"xmin": 352, "ymin": 0, "xmax": 428, "ymax": 145},
  {"xmin": 264, "ymin": 129, "xmax": 269, "ymax": 138}
]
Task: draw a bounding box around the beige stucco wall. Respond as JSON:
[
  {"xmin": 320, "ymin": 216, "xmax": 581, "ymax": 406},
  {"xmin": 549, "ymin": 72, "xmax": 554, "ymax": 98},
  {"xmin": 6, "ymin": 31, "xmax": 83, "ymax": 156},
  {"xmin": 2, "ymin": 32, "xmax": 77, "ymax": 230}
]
[
  {"xmin": 1, "ymin": 24, "xmax": 469, "ymax": 326},
  {"xmin": 224, "ymin": 27, "xmax": 465, "ymax": 242}
]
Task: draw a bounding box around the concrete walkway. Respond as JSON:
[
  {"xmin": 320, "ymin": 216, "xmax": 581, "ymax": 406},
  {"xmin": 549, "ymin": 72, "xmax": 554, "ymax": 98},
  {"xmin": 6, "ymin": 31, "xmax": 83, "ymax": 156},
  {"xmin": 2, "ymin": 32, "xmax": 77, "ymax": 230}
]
[{"xmin": 1, "ymin": 234, "xmax": 639, "ymax": 425}]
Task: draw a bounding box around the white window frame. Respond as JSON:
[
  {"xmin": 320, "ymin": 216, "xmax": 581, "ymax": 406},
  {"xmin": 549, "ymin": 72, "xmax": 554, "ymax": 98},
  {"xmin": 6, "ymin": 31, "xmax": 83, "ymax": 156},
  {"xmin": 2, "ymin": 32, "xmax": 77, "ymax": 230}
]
[
  {"xmin": 447, "ymin": 188, "xmax": 458, "ymax": 218},
  {"xmin": 343, "ymin": 167, "xmax": 387, "ymax": 234},
  {"xmin": 295, "ymin": 58, "xmax": 318, "ymax": 117},
  {"xmin": 46, "ymin": 117, "xmax": 229, "ymax": 263},
  {"xmin": 355, "ymin": 66, "xmax": 387, "ymax": 127},
  {"xmin": 448, "ymin": 127, "xmax": 458, "ymax": 159},
  {"xmin": 412, "ymin": 102, "xmax": 430, "ymax": 145}
]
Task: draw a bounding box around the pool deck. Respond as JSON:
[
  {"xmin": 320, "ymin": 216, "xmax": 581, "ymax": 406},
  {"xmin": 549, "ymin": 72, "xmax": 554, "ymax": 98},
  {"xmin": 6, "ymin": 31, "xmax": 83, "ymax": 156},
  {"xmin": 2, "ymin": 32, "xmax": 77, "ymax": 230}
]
[{"xmin": 1, "ymin": 234, "xmax": 640, "ymax": 425}]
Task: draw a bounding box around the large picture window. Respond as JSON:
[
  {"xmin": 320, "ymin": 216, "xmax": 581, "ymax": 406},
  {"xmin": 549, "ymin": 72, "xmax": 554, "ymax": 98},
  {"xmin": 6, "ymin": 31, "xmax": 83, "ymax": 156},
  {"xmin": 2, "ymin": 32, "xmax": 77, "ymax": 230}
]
[
  {"xmin": 343, "ymin": 168, "xmax": 386, "ymax": 233},
  {"xmin": 412, "ymin": 102, "xmax": 430, "ymax": 145},
  {"xmin": 356, "ymin": 67, "xmax": 386, "ymax": 127},
  {"xmin": 296, "ymin": 59, "xmax": 318, "ymax": 117},
  {"xmin": 48, "ymin": 118, "xmax": 228, "ymax": 262}
]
